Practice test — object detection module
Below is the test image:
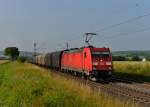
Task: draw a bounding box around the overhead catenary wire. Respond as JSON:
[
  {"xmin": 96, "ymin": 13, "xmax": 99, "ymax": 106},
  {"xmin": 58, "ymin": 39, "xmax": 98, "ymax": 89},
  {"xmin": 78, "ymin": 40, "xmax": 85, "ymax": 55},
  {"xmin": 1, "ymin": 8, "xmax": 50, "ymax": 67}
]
[
  {"xmin": 95, "ymin": 12, "xmax": 150, "ymax": 33},
  {"xmin": 94, "ymin": 26, "xmax": 150, "ymax": 44},
  {"xmin": 58, "ymin": 12, "xmax": 150, "ymax": 49},
  {"xmin": 67, "ymin": 12, "xmax": 150, "ymax": 45}
]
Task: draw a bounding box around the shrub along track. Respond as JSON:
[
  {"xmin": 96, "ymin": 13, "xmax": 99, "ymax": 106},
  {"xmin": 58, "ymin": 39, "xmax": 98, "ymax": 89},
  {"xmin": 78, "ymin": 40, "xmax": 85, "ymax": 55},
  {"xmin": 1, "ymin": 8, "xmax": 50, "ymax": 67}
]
[{"xmin": 47, "ymin": 69, "xmax": 150, "ymax": 107}]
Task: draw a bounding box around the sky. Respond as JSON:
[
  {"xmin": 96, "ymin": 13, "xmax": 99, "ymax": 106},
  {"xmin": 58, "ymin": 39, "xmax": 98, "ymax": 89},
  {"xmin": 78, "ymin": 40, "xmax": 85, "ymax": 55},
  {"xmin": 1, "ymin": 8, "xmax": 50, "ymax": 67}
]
[{"xmin": 0, "ymin": 0, "xmax": 150, "ymax": 52}]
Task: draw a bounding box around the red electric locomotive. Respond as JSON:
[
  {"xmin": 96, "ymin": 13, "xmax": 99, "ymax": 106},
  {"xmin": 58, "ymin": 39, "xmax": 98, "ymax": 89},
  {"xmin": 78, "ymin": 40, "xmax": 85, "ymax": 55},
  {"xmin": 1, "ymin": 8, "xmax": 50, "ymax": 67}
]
[{"xmin": 61, "ymin": 46, "xmax": 113, "ymax": 81}]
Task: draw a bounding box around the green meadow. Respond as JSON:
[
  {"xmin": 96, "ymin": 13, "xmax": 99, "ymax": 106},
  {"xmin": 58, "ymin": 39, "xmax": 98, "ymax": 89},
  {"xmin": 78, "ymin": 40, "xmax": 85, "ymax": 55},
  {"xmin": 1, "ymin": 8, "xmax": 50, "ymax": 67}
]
[{"xmin": 0, "ymin": 61, "xmax": 135, "ymax": 107}]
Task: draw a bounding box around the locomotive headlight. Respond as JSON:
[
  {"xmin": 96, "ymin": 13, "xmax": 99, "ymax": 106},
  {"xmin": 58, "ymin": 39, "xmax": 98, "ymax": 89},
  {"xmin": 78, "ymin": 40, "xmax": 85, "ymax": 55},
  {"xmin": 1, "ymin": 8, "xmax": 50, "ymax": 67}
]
[
  {"xmin": 106, "ymin": 62, "xmax": 112, "ymax": 65},
  {"xmin": 108, "ymin": 67, "xmax": 112, "ymax": 70},
  {"xmin": 92, "ymin": 62, "xmax": 98, "ymax": 66}
]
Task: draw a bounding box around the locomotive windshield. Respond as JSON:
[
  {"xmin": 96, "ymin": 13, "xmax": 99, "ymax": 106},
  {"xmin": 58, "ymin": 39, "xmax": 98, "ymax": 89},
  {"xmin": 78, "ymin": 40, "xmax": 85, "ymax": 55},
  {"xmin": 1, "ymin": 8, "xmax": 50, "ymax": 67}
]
[{"xmin": 92, "ymin": 52, "xmax": 110, "ymax": 58}]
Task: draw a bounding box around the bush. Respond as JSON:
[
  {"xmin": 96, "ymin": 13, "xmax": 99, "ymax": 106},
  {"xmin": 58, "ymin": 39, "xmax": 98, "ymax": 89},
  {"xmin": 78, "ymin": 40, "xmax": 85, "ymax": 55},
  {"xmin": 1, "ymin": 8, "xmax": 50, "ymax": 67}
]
[
  {"xmin": 113, "ymin": 56, "xmax": 127, "ymax": 61},
  {"xmin": 17, "ymin": 56, "xmax": 26, "ymax": 63}
]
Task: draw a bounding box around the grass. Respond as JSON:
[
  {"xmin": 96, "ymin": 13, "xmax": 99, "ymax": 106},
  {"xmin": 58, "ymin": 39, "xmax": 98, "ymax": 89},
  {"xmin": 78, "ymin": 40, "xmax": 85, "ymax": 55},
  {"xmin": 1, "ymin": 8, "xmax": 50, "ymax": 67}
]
[
  {"xmin": 0, "ymin": 62, "xmax": 135, "ymax": 107},
  {"xmin": 0, "ymin": 60, "xmax": 8, "ymax": 65},
  {"xmin": 114, "ymin": 61, "xmax": 150, "ymax": 82}
]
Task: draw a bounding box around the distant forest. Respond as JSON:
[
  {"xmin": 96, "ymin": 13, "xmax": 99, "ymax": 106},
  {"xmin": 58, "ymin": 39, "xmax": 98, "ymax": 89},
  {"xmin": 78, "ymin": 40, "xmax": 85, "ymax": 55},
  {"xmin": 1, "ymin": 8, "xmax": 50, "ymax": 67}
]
[{"xmin": 112, "ymin": 50, "xmax": 150, "ymax": 61}]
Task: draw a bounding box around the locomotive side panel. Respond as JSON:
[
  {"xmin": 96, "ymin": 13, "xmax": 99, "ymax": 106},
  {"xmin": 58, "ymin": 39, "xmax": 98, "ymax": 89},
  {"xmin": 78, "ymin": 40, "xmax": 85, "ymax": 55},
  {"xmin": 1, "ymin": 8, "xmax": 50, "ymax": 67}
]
[
  {"xmin": 61, "ymin": 49, "xmax": 84, "ymax": 72},
  {"xmin": 61, "ymin": 48, "xmax": 93, "ymax": 74},
  {"xmin": 83, "ymin": 48, "xmax": 92, "ymax": 75}
]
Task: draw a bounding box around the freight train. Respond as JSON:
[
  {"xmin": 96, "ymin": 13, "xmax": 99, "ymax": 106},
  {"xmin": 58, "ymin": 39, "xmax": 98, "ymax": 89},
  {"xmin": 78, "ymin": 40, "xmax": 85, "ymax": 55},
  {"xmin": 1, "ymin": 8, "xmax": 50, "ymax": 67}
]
[{"xmin": 30, "ymin": 46, "xmax": 113, "ymax": 81}]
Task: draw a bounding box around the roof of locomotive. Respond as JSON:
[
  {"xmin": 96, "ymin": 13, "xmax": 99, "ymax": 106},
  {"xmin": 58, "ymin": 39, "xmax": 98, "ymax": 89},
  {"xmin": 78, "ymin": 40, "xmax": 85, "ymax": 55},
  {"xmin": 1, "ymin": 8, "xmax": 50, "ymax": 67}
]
[
  {"xmin": 63, "ymin": 48, "xmax": 82, "ymax": 53},
  {"xmin": 90, "ymin": 47, "xmax": 110, "ymax": 52},
  {"xmin": 81, "ymin": 46, "xmax": 110, "ymax": 51},
  {"xmin": 63, "ymin": 46, "xmax": 110, "ymax": 54}
]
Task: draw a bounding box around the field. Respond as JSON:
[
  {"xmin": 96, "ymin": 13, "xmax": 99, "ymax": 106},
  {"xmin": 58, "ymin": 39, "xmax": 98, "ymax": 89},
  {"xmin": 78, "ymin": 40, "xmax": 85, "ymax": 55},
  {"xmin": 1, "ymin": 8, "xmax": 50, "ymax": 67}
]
[
  {"xmin": 114, "ymin": 61, "xmax": 150, "ymax": 82},
  {"xmin": 0, "ymin": 60, "xmax": 8, "ymax": 64},
  {"xmin": 0, "ymin": 61, "xmax": 135, "ymax": 107}
]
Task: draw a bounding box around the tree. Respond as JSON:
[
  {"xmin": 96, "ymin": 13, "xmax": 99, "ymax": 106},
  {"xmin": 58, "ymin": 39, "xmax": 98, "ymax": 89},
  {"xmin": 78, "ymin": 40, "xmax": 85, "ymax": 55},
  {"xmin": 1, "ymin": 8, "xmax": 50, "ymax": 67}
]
[{"xmin": 4, "ymin": 47, "xmax": 20, "ymax": 60}]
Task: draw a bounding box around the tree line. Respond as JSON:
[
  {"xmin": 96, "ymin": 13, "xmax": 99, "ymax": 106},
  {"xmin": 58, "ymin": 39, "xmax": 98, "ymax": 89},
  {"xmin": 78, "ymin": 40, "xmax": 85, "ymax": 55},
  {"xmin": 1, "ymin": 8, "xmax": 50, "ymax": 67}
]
[{"xmin": 113, "ymin": 56, "xmax": 150, "ymax": 61}]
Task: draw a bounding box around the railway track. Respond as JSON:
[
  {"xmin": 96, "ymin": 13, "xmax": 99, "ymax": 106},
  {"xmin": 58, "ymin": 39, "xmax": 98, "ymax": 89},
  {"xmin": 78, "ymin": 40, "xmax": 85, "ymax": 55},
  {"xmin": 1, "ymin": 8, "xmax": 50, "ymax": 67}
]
[
  {"xmin": 111, "ymin": 76, "xmax": 150, "ymax": 94},
  {"xmin": 48, "ymin": 69, "xmax": 150, "ymax": 107}
]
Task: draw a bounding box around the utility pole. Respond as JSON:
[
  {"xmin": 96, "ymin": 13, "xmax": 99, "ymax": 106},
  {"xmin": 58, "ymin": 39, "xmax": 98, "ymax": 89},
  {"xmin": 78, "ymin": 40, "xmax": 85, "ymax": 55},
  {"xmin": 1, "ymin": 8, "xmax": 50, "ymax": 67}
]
[
  {"xmin": 84, "ymin": 33, "xmax": 97, "ymax": 46},
  {"xmin": 66, "ymin": 42, "xmax": 69, "ymax": 50},
  {"xmin": 34, "ymin": 42, "xmax": 37, "ymax": 56}
]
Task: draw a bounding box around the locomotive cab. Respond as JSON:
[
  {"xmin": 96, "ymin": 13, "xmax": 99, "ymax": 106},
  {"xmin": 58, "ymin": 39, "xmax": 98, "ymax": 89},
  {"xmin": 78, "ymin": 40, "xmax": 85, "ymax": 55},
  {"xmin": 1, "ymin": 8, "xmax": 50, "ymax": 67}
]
[{"xmin": 90, "ymin": 48, "xmax": 113, "ymax": 79}]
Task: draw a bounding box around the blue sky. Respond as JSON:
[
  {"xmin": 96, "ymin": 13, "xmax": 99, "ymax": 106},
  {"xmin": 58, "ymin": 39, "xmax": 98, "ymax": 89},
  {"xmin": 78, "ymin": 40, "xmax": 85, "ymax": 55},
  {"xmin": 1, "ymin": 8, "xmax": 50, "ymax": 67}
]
[{"xmin": 0, "ymin": 0, "xmax": 150, "ymax": 52}]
